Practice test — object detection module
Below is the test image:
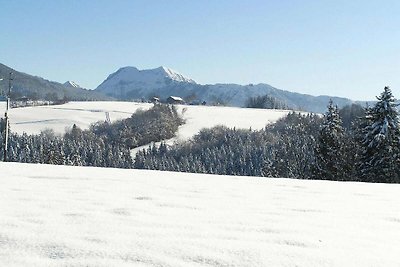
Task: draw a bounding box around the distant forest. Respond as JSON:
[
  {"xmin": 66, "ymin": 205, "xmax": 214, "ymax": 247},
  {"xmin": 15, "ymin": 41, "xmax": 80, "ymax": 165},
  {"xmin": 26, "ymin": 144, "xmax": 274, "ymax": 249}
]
[
  {"xmin": 1, "ymin": 87, "xmax": 399, "ymax": 183},
  {"xmin": 246, "ymin": 94, "xmax": 290, "ymax": 110}
]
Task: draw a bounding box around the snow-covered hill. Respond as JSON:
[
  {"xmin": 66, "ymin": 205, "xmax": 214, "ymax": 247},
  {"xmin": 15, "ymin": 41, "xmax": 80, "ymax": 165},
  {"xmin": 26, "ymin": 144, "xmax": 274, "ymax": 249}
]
[
  {"xmin": 2, "ymin": 101, "xmax": 290, "ymax": 137},
  {"xmin": 2, "ymin": 102, "xmax": 152, "ymax": 135},
  {"xmin": 0, "ymin": 162, "xmax": 399, "ymax": 266}
]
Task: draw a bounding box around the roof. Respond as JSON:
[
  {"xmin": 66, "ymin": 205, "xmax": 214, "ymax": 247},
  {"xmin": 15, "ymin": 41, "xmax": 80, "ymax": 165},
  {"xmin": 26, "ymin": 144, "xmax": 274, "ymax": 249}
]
[{"xmin": 168, "ymin": 96, "xmax": 184, "ymax": 101}]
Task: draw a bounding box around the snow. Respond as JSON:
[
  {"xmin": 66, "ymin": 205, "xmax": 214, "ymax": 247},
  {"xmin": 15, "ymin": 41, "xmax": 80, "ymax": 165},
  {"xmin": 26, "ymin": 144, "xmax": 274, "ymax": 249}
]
[
  {"xmin": 64, "ymin": 81, "xmax": 81, "ymax": 88},
  {"xmin": 174, "ymin": 105, "xmax": 289, "ymax": 141},
  {"xmin": 96, "ymin": 66, "xmax": 196, "ymax": 94},
  {"xmin": 159, "ymin": 66, "xmax": 196, "ymax": 84},
  {"xmin": 0, "ymin": 102, "xmax": 290, "ymax": 137},
  {"xmin": 168, "ymin": 96, "xmax": 184, "ymax": 102},
  {"xmin": 93, "ymin": 65, "xmax": 354, "ymax": 112},
  {"xmin": 0, "ymin": 162, "xmax": 399, "ymax": 266},
  {"xmin": 0, "ymin": 102, "xmax": 153, "ymax": 135}
]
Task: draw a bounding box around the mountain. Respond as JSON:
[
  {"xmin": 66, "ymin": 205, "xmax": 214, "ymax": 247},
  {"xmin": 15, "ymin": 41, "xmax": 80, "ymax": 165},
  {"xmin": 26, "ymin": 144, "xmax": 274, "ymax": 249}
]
[
  {"xmin": 0, "ymin": 62, "xmax": 357, "ymax": 112},
  {"xmin": 64, "ymin": 81, "xmax": 82, "ymax": 89},
  {"xmin": 0, "ymin": 63, "xmax": 110, "ymax": 101},
  {"xmin": 96, "ymin": 66, "xmax": 196, "ymax": 99},
  {"xmin": 200, "ymin": 83, "xmax": 354, "ymax": 113},
  {"xmin": 96, "ymin": 66, "xmax": 354, "ymax": 113}
]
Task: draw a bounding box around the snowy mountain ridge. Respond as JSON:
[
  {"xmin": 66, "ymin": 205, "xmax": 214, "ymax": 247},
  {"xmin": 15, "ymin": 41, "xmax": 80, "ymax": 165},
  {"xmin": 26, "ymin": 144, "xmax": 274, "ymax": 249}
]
[
  {"xmin": 95, "ymin": 66, "xmax": 355, "ymax": 113},
  {"xmin": 158, "ymin": 66, "xmax": 196, "ymax": 83},
  {"xmin": 96, "ymin": 66, "xmax": 196, "ymax": 97}
]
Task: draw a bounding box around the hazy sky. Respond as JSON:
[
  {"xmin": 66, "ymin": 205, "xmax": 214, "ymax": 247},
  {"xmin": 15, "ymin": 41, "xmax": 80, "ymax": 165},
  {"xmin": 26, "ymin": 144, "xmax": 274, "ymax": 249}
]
[{"xmin": 1, "ymin": 0, "xmax": 399, "ymax": 100}]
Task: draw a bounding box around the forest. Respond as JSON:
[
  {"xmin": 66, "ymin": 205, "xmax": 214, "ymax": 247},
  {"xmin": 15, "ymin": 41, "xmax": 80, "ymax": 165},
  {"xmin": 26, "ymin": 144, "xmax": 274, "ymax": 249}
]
[
  {"xmin": 136, "ymin": 87, "xmax": 400, "ymax": 183},
  {"xmin": 0, "ymin": 104, "xmax": 183, "ymax": 168},
  {"xmin": 1, "ymin": 87, "xmax": 399, "ymax": 183}
]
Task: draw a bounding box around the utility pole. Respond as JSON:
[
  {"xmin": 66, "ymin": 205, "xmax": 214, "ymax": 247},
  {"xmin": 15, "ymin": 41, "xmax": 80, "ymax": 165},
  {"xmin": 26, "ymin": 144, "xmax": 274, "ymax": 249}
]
[
  {"xmin": 0, "ymin": 78, "xmax": 3, "ymax": 97},
  {"xmin": 3, "ymin": 72, "xmax": 12, "ymax": 162}
]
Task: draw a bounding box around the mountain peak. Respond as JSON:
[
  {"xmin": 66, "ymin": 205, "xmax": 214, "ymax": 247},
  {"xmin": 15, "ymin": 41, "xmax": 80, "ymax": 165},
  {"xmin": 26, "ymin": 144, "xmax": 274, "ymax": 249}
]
[
  {"xmin": 155, "ymin": 66, "xmax": 196, "ymax": 83},
  {"xmin": 92, "ymin": 64, "xmax": 358, "ymax": 112},
  {"xmin": 64, "ymin": 81, "xmax": 81, "ymax": 88},
  {"xmin": 118, "ymin": 66, "xmax": 139, "ymax": 72},
  {"xmin": 96, "ymin": 66, "xmax": 196, "ymax": 95}
]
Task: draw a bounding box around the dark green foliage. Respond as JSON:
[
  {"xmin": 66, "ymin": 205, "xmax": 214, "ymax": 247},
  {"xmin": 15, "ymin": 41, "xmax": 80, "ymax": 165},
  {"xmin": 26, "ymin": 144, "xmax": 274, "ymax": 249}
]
[
  {"xmin": 2, "ymin": 86, "xmax": 400, "ymax": 184},
  {"xmin": 339, "ymin": 103, "xmax": 365, "ymax": 130},
  {"xmin": 265, "ymin": 113, "xmax": 322, "ymax": 178},
  {"xmin": 91, "ymin": 104, "xmax": 184, "ymax": 148},
  {"xmin": 246, "ymin": 95, "xmax": 290, "ymax": 110},
  {"xmin": 358, "ymin": 87, "xmax": 400, "ymax": 183},
  {"xmin": 314, "ymin": 100, "xmax": 350, "ymax": 180},
  {"xmin": 135, "ymin": 112, "xmax": 322, "ymax": 179},
  {"xmin": 2, "ymin": 129, "xmax": 131, "ymax": 168},
  {"xmin": 315, "ymin": 100, "xmax": 344, "ymax": 180},
  {"xmin": 0, "ymin": 118, "xmax": 6, "ymax": 135},
  {"xmin": 0, "ymin": 104, "xmax": 183, "ymax": 168},
  {"xmin": 135, "ymin": 89, "xmax": 400, "ymax": 184},
  {"xmin": 135, "ymin": 126, "xmax": 270, "ymax": 176}
]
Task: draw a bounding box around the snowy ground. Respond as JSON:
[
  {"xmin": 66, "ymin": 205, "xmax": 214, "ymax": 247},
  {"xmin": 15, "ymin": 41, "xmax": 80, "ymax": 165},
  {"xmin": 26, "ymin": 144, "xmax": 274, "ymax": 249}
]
[
  {"xmin": 0, "ymin": 102, "xmax": 152, "ymax": 135},
  {"xmin": 0, "ymin": 102, "xmax": 289, "ymax": 139},
  {"xmin": 1, "ymin": 162, "xmax": 399, "ymax": 266},
  {"xmin": 174, "ymin": 105, "xmax": 288, "ymax": 141}
]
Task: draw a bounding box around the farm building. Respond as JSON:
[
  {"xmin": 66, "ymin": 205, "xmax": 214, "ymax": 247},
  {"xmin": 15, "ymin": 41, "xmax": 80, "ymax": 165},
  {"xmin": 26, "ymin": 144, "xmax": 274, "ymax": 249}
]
[{"xmin": 167, "ymin": 96, "xmax": 185, "ymax": 104}]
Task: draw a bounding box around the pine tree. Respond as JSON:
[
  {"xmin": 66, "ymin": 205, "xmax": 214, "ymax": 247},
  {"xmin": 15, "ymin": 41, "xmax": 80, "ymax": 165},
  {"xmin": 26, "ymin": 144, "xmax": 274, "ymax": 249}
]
[
  {"xmin": 359, "ymin": 86, "xmax": 400, "ymax": 183},
  {"xmin": 314, "ymin": 100, "xmax": 346, "ymax": 180}
]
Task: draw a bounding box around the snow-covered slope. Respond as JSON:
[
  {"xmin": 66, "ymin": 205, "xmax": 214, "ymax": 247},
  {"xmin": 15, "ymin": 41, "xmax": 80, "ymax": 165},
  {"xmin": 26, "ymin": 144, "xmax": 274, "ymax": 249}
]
[
  {"xmin": 63, "ymin": 81, "xmax": 82, "ymax": 88},
  {"xmin": 0, "ymin": 162, "xmax": 399, "ymax": 266},
  {"xmin": 2, "ymin": 102, "xmax": 153, "ymax": 135},
  {"xmin": 175, "ymin": 105, "xmax": 288, "ymax": 141},
  {"xmin": 96, "ymin": 66, "xmax": 196, "ymax": 98},
  {"xmin": 2, "ymin": 101, "xmax": 289, "ymax": 136}
]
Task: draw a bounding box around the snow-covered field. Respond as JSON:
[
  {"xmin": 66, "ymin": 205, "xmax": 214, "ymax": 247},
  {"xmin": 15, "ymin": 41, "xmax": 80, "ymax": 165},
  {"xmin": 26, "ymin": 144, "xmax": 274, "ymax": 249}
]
[
  {"xmin": 0, "ymin": 102, "xmax": 289, "ymax": 140},
  {"xmin": 0, "ymin": 162, "xmax": 399, "ymax": 266},
  {"xmin": 1, "ymin": 102, "xmax": 152, "ymax": 135},
  {"xmin": 2, "ymin": 101, "xmax": 398, "ymax": 266}
]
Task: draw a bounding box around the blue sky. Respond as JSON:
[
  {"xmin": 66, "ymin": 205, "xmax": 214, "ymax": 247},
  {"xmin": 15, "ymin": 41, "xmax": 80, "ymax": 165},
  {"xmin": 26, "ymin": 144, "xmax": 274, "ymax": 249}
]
[{"xmin": 0, "ymin": 0, "xmax": 399, "ymax": 100}]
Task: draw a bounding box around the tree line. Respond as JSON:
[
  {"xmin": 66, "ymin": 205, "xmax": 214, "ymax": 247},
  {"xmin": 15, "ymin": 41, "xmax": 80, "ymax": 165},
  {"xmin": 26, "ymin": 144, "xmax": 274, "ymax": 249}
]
[
  {"xmin": 136, "ymin": 87, "xmax": 400, "ymax": 183},
  {"xmin": 0, "ymin": 104, "xmax": 183, "ymax": 168},
  {"xmin": 1, "ymin": 87, "xmax": 399, "ymax": 183},
  {"xmin": 246, "ymin": 94, "xmax": 290, "ymax": 110}
]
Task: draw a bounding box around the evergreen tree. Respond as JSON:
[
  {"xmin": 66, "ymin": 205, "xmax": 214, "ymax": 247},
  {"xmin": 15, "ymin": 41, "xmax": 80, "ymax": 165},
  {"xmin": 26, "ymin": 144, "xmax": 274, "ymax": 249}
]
[
  {"xmin": 314, "ymin": 100, "xmax": 346, "ymax": 180},
  {"xmin": 359, "ymin": 86, "xmax": 400, "ymax": 183},
  {"xmin": 339, "ymin": 103, "xmax": 365, "ymax": 130}
]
